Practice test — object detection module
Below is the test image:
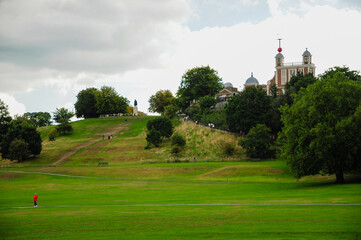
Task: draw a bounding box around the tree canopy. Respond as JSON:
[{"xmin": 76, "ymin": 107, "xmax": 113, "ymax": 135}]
[
  {"xmin": 1, "ymin": 117, "xmax": 42, "ymax": 160},
  {"xmin": 0, "ymin": 99, "xmax": 12, "ymax": 144},
  {"xmin": 148, "ymin": 89, "xmax": 175, "ymax": 114},
  {"xmin": 53, "ymin": 108, "xmax": 75, "ymax": 135},
  {"xmin": 146, "ymin": 117, "xmax": 174, "ymax": 139},
  {"xmin": 96, "ymin": 86, "xmax": 129, "ymax": 115},
  {"xmin": 279, "ymin": 72, "xmax": 361, "ymax": 183},
  {"xmin": 177, "ymin": 66, "xmax": 223, "ymax": 110},
  {"xmin": 318, "ymin": 66, "xmax": 361, "ymax": 82},
  {"xmin": 23, "ymin": 112, "xmax": 52, "ymax": 127},
  {"xmin": 75, "ymin": 88, "xmax": 99, "ymax": 118},
  {"xmin": 225, "ymin": 87, "xmax": 271, "ymax": 134}
]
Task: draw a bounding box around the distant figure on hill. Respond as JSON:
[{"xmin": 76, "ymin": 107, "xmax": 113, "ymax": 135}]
[
  {"xmin": 125, "ymin": 119, "xmax": 127, "ymax": 122},
  {"xmin": 110, "ymin": 134, "xmax": 113, "ymax": 139},
  {"xmin": 108, "ymin": 136, "xmax": 110, "ymax": 140},
  {"xmin": 102, "ymin": 135, "xmax": 104, "ymax": 140},
  {"xmin": 34, "ymin": 193, "xmax": 38, "ymax": 207}
]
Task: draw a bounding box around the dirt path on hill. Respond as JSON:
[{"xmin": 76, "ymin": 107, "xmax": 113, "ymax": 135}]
[{"xmin": 48, "ymin": 124, "xmax": 128, "ymax": 167}]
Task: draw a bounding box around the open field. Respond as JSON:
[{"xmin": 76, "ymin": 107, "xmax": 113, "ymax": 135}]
[{"xmin": 1, "ymin": 117, "xmax": 360, "ymax": 239}]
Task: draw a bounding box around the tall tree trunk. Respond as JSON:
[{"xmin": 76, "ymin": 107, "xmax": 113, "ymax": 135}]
[{"xmin": 335, "ymin": 170, "xmax": 345, "ymax": 184}]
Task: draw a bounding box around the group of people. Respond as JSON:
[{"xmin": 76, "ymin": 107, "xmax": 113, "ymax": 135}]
[
  {"xmin": 102, "ymin": 134, "xmax": 113, "ymax": 140},
  {"xmin": 208, "ymin": 123, "xmax": 215, "ymax": 128}
]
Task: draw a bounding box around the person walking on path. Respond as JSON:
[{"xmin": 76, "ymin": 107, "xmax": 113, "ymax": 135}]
[{"xmin": 34, "ymin": 193, "xmax": 38, "ymax": 207}]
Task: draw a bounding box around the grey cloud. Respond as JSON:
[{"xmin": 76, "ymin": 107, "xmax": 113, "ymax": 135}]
[{"xmin": 0, "ymin": 0, "xmax": 191, "ymax": 78}]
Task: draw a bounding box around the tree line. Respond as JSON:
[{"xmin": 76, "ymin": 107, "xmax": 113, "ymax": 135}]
[{"xmin": 148, "ymin": 65, "xmax": 361, "ymax": 183}]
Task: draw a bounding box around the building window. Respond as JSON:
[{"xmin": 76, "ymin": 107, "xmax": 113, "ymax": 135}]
[
  {"xmin": 298, "ymin": 68, "xmax": 304, "ymax": 75},
  {"xmin": 281, "ymin": 69, "xmax": 286, "ymax": 84},
  {"xmin": 289, "ymin": 69, "xmax": 296, "ymax": 81},
  {"xmin": 304, "ymin": 56, "xmax": 309, "ymax": 64}
]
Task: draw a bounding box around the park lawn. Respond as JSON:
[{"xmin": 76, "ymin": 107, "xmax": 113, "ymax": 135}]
[
  {"xmin": 0, "ymin": 167, "xmax": 361, "ymax": 239},
  {"xmin": 1, "ymin": 117, "xmax": 361, "ymax": 239}
]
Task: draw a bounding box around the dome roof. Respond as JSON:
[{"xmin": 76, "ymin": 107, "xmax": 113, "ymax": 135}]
[
  {"xmin": 302, "ymin": 48, "xmax": 311, "ymax": 56},
  {"xmin": 224, "ymin": 82, "xmax": 233, "ymax": 88},
  {"xmin": 244, "ymin": 73, "xmax": 259, "ymax": 86},
  {"xmin": 275, "ymin": 52, "xmax": 284, "ymax": 58}
]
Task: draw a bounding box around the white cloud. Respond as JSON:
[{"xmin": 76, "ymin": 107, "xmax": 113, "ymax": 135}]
[{"xmin": 0, "ymin": 93, "xmax": 26, "ymax": 117}]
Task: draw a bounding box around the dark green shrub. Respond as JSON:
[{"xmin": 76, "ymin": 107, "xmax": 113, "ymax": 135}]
[
  {"xmin": 220, "ymin": 141, "xmax": 235, "ymax": 156},
  {"xmin": 8, "ymin": 139, "xmax": 30, "ymax": 161},
  {"xmin": 171, "ymin": 133, "xmax": 186, "ymax": 147},
  {"xmin": 145, "ymin": 128, "xmax": 162, "ymax": 148},
  {"xmin": 48, "ymin": 128, "xmax": 58, "ymax": 141},
  {"xmin": 146, "ymin": 117, "xmax": 174, "ymax": 139},
  {"xmin": 240, "ymin": 124, "xmax": 275, "ymax": 159}
]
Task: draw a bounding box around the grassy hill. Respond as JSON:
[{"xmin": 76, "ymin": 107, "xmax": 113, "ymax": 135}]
[{"xmin": 1, "ymin": 116, "xmax": 360, "ymax": 239}]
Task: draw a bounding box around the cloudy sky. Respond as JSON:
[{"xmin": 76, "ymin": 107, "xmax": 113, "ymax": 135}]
[{"xmin": 1, "ymin": 0, "xmax": 360, "ymax": 117}]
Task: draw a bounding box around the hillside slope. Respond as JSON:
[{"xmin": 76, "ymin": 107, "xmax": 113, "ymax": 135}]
[{"xmin": 32, "ymin": 117, "xmax": 243, "ymax": 167}]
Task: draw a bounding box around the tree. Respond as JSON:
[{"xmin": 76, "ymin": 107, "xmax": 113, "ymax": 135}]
[
  {"xmin": 74, "ymin": 88, "xmax": 99, "ymax": 118},
  {"xmin": 53, "ymin": 108, "xmax": 75, "ymax": 135},
  {"xmin": 95, "ymin": 86, "xmax": 129, "ymax": 115},
  {"xmin": 225, "ymin": 87, "xmax": 271, "ymax": 134},
  {"xmin": 23, "ymin": 112, "xmax": 52, "ymax": 127},
  {"xmin": 177, "ymin": 66, "xmax": 223, "ymax": 110},
  {"xmin": 148, "ymin": 90, "xmax": 175, "ymax": 114},
  {"xmin": 270, "ymin": 83, "xmax": 278, "ymax": 98},
  {"xmin": 240, "ymin": 124, "xmax": 275, "ymax": 159},
  {"xmin": 319, "ymin": 66, "xmax": 361, "ymax": 82},
  {"xmin": 1, "ymin": 118, "xmax": 42, "ymax": 159},
  {"xmin": 146, "ymin": 117, "xmax": 174, "ymax": 139},
  {"xmin": 145, "ymin": 128, "xmax": 162, "ymax": 148},
  {"xmin": 279, "ymin": 72, "xmax": 361, "ymax": 183},
  {"xmin": 198, "ymin": 95, "xmax": 217, "ymax": 114},
  {"xmin": 164, "ymin": 104, "xmax": 178, "ymax": 119},
  {"xmin": 171, "ymin": 133, "xmax": 186, "ymax": 148},
  {"xmin": 0, "ymin": 99, "xmax": 12, "ymax": 145},
  {"xmin": 285, "ymin": 72, "xmax": 317, "ymax": 95},
  {"xmin": 8, "ymin": 139, "xmax": 30, "ymax": 161}
]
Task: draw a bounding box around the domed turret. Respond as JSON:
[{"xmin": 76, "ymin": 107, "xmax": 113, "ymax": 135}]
[
  {"xmin": 244, "ymin": 73, "xmax": 259, "ymax": 86},
  {"xmin": 302, "ymin": 48, "xmax": 312, "ymax": 64},
  {"xmin": 275, "ymin": 52, "xmax": 284, "ymax": 67},
  {"xmin": 224, "ymin": 82, "xmax": 233, "ymax": 88}
]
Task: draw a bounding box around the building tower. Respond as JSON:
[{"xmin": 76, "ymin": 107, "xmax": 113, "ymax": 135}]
[{"xmin": 267, "ymin": 40, "xmax": 316, "ymax": 95}]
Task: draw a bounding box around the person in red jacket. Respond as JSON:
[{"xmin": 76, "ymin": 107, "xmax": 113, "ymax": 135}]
[{"xmin": 34, "ymin": 193, "xmax": 38, "ymax": 207}]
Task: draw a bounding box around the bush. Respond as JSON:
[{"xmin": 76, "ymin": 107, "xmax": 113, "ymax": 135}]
[
  {"xmin": 171, "ymin": 133, "xmax": 186, "ymax": 147},
  {"xmin": 145, "ymin": 128, "xmax": 162, "ymax": 148},
  {"xmin": 239, "ymin": 124, "xmax": 275, "ymax": 159},
  {"xmin": 220, "ymin": 141, "xmax": 235, "ymax": 157},
  {"xmin": 171, "ymin": 145, "xmax": 183, "ymax": 159},
  {"xmin": 8, "ymin": 139, "xmax": 30, "ymax": 161},
  {"xmin": 146, "ymin": 117, "xmax": 174, "ymax": 139},
  {"xmin": 164, "ymin": 105, "xmax": 178, "ymax": 119},
  {"xmin": 48, "ymin": 128, "xmax": 58, "ymax": 141}
]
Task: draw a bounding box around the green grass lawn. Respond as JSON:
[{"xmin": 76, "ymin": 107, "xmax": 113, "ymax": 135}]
[{"xmin": 1, "ymin": 117, "xmax": 360, "ymax": 239}]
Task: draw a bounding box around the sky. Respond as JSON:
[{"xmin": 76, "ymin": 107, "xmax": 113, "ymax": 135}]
[{"xmin": 0, "ymin": 0, "xmax": 361, "ymax": 117}]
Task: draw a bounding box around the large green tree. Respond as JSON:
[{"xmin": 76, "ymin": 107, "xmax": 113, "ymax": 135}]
[
  {"xmin": 53, "ymin": 108, "xmax": 75, "ymax": 135},
  {"xmin": 23, "ymin": 112, "xmax": 52, "ymax": 127},
  {"xmin": 1, "ymin": 117, "xmax": 42, "ymax": 160},
  {"xmin": 225, "ymin": 87, "xmax": 271, "ymax": 134},
  {"xmin": 240, "ymin": 124, "xmax": 275, "ymax": 159},
  {"xmin": 279, "ymin": 72, "xmax": 361, "ymax": 183},
  {"xmin": 96, "ymin": 86, "xmax": 129, "ymax": 115},
  {"xmin": 0, "ymin": 99, "xmax": 12, "ymax": 145},
  {"xmin": 285, "ymin": 72, "xmax": 317, "ymax": 95},
  {"xmin": 318, "ymin": 66, "xmax": 361, "ymax": 82},
  {"xmin": 75, "ymin": 88, "xmax": 99, "ymax": 118},
  {"xmin": 177, "ymin": 66, "xmax": 223, "ymax": 110},
  {"xmin": 148, "ymin": 89, "xmax": 175, "ymax": 114},
  {"xmin": 146, "ymin": 117, "xmax": 174, "ymax": 139}
]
